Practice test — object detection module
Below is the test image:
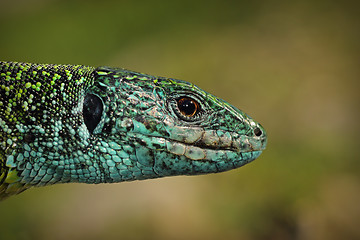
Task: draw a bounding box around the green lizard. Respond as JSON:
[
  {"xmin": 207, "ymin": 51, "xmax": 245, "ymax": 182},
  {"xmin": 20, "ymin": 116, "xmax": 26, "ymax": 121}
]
[{"xmin": 0, "ymin": 61, "xmax": 267, "ymax": 200}]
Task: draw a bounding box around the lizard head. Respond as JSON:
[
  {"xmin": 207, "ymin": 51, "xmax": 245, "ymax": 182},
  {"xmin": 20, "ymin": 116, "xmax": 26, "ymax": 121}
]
[{"xmin": 83, "ymin": 67, "xmax": 267, "ymax": 181}]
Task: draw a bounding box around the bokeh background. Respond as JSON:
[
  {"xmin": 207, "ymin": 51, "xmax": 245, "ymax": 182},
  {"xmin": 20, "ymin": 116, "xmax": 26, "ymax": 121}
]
[{"xmin": 1, "ymin": 0, "xmax": 359, "ymax": 239}]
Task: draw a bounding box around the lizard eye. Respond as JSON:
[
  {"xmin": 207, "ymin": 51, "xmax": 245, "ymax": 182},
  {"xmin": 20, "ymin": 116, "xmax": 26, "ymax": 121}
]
[
  {"xmin": 83, "ymin": 93, "xmax": 103, "ymax": 133},
  {"xmin": 177, "ymin": 97, "xmax": 200, "ymax": 117}
]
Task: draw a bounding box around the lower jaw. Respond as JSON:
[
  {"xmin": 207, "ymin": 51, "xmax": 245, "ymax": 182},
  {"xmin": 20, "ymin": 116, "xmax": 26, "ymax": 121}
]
[
  {"xmin": 198, "ymin": 150, "xmax": 261, "ymax": 174},
  {"xmin": 231, "ymin": 150, "xmax": 262, "ymax": 167}
]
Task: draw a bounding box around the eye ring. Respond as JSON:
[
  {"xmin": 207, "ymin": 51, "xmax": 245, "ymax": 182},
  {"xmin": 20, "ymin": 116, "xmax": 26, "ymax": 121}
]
[{"xmin": 176, "ymin": 97, "xmax": 200, "ymax": 118}]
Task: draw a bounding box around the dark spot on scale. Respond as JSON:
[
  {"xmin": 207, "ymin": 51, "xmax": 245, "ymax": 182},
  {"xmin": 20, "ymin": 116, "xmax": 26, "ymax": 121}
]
[
  {"xmin": 98, "ymin": 84, "xmax": 107, "ymax": 92},
  {"xmin": 80, "ymin": 163, "xmax": 87, "ymax": 169},
  {"xmin": 138, "ymin": 140, "xmax": 147, "ymax": 147},
  {"xmin": 24, "ymin": 133, "xmax": 35, "ymax": 143},
  {"xmin": 102, "ymin": 123, "xmax": 112, "ymax": 134},
  {"xmin": 134, "ymin": 115, "xmax": 146, "ymax": 124}
]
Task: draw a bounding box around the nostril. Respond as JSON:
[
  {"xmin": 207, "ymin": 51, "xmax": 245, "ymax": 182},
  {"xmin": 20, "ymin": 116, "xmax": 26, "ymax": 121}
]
[{"xmin": 254, "ymin": 127, "xmax": 262, "ymax": 137}]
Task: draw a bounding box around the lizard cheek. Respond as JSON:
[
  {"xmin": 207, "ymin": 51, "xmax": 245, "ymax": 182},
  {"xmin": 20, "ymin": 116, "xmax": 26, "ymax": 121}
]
[{"xmin": 83, "ymin": 93, "xmax": 103, "ymax": 133}]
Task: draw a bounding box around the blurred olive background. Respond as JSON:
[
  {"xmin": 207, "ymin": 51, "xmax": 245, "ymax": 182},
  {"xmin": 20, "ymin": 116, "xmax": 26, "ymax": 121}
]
[{"xmin": 1, "ymin": 0, "xmax": 359, "ymax": 239}]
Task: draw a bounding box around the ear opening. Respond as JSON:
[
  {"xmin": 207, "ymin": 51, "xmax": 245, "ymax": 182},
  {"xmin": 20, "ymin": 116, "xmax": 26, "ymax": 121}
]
[{"xmin": 83, "ymin": 93, "xmax": 103, "ymax": 133}]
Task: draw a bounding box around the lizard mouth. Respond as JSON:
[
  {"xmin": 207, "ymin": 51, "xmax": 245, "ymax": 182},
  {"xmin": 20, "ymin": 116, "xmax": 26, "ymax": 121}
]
[
  {"xmin": 164, "ymin": 135, "xmax": 266, "ymax": 162},
  {"xmin": 164, "ymin": 124, "xmax": 267, "ymax": 156},
  {"xmin": 161, "ymin": 117, "xmax": 267, "ymax": 155},
  {"xmin": 116, "ymin": 117, "xmax": 267, "ymax": 162},
  {"xmin": 126, "ymin": 127, "xmax": 266, "ymax": 163}
]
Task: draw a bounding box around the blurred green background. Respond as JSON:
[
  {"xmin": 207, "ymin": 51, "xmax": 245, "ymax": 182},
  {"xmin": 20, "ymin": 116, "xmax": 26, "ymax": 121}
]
[{"xmin": 1, "ymin": 0, "xmax": 359, "ymax": 239}]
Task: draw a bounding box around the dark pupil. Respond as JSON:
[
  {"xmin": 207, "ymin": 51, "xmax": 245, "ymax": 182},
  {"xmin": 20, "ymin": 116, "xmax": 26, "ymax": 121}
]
[{"xmin": 177, "ymin": 98, "xmax": 197, "ymax": 117}]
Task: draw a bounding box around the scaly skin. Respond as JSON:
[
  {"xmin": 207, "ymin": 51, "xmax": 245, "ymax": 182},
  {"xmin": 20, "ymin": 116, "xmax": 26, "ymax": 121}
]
[{"xmin": 0, "ymin": 61, "xmax": 267, "ymax": 200}]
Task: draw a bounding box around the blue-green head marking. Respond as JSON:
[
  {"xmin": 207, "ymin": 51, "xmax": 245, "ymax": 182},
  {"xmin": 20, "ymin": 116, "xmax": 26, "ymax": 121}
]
[{"xmin": 0, "ymin": 62, "xmax": 267, "ymax": 199}]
